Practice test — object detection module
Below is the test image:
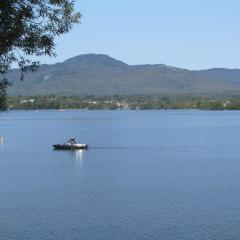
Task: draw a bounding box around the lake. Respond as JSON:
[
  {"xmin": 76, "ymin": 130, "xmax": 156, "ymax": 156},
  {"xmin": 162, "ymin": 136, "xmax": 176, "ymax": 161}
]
[{"xmin": 1, "ymin": 110, "xmax": 240, "ymax": 240}]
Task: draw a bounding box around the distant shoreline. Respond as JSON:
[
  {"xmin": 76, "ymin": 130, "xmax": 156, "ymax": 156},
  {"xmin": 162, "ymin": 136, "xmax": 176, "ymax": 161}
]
[
  {"xmin": 7, "ymin": 109, "xmax": 240, "ymax": 112},
  {"xmin": 7, "ymin": 95, "xmax": 240, "ymax": 111}
]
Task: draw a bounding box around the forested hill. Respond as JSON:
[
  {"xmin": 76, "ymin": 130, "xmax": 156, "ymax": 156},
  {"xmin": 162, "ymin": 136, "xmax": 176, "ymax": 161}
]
[{"xmin": 6, "ymin": 54, "xmax": 240, "ymax": 96}]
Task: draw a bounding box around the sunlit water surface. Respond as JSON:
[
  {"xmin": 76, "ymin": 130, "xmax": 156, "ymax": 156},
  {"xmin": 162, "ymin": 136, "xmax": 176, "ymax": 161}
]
[{"xmin": 1, "ymin": 110, "xmax": 240, "ymax": 240}]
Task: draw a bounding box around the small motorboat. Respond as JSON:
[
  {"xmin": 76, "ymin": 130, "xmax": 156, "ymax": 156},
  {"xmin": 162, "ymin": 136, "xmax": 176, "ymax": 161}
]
[{"xmin": 53, "ymin": 138, "xmax": 88, "ymax": 150}]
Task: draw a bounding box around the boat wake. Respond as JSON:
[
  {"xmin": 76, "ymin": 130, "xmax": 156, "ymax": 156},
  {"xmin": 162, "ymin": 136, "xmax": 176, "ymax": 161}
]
[{"xmin": 88, "ymin": 145, "xmax": 240, "ymax": 154}]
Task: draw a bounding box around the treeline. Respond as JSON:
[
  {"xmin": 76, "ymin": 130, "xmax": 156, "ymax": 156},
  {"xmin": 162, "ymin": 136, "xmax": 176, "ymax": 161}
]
[{"xmin": 7, "ymin": 95, "xmax": 240, "ymax": 110}]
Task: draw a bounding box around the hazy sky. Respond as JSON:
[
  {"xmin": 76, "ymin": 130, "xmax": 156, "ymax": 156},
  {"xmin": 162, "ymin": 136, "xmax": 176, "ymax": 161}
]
[{"xmin": 39, "ymin": 0, "xmax": 240, "ymax": 70}]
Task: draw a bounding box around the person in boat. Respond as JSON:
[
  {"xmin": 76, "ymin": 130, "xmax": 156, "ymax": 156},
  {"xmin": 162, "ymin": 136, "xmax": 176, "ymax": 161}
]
[{"xmin": 67, "ymin": 138, "xmax": 76, "ymax": 145}]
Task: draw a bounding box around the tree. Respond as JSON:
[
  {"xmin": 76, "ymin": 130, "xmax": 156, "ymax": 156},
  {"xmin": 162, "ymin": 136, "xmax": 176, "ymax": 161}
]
[
  {"xmin": 0, "ymin": 81, "xmax": 7, "ymax": 110},
  {"xmin": 0, "ymin": 0, "xmax": 81, "ymax": 109}
]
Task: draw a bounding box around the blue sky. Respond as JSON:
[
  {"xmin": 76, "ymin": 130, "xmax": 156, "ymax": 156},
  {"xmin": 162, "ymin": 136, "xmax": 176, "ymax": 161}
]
[{"xmin": 40, "ymin": 0, "xmax": 240, "ymax": 70}]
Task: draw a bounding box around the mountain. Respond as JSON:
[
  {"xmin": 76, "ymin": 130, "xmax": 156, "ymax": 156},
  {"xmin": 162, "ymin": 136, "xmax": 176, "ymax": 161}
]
[{"xmin": 6, "ymin": 54, "xmax": 240, "ymax": 96}]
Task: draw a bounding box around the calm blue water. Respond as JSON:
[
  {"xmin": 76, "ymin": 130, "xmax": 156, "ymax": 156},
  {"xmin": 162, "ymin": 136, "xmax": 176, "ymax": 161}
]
[{"xmin": 1, "ymin": 110, "xmax": 240, "ymax": 240}]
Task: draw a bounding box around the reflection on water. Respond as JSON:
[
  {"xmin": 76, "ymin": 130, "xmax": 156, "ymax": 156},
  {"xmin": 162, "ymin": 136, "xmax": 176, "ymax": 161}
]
[
  {"xmin": 0, "ymin": 137, "xmax": 4, "ymax": 151},
  {"xmin": 74, "ymin": 150, "xmax": 85, "ymax": 171},
  {"xmin": 65, "ymin": 150, "xmax": 86, "ymax": 173}
]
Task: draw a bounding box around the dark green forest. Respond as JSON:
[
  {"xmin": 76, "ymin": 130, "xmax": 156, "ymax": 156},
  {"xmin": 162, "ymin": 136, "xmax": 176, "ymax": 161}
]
[{"xmin": 8, "ymin": 95, "xmax": 240, "ymax": 110}]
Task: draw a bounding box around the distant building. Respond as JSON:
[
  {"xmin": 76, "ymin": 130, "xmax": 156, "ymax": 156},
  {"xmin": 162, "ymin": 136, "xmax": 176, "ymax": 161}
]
[{"xmin": 20, "ymin": 99, "xmax": 35, "ymax": 104}]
